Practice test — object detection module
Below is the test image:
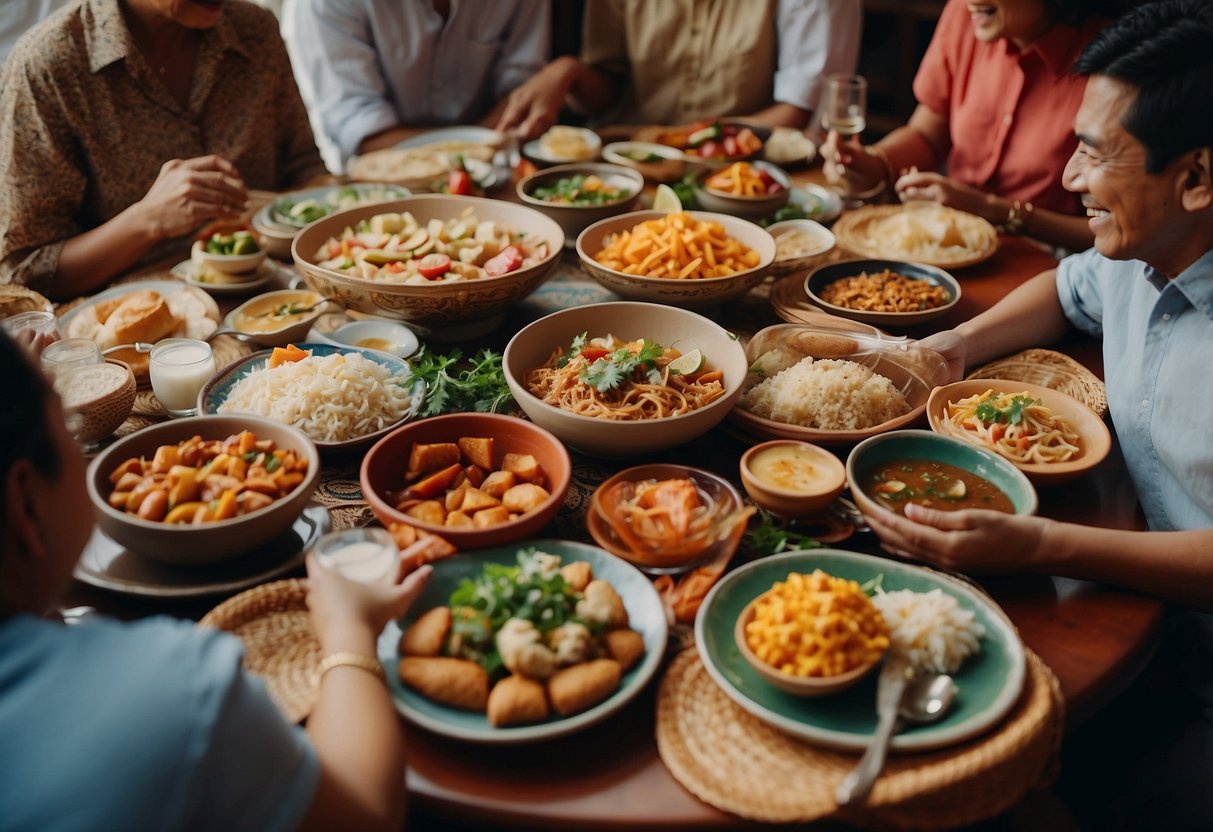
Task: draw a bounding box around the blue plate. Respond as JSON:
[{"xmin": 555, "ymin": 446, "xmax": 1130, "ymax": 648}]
[
  {"xmin": 378, "ymin": 539, "xmax": 668, "ymax": 744},
  {"xmin": 197, "ymin": 342, "xmax": 423, "ymax": 452},
  {"xmin": 695, "ymin": 548, "xmax": 1026, "ymax": 752}
]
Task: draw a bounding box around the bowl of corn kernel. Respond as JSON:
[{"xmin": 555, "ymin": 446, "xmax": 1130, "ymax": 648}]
[{"xmin": 734, "ymin": 569, "xmax": 890, "ymax": 696}]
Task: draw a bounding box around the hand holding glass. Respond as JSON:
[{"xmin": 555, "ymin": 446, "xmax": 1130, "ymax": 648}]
[{"xmin": 313, "ymin": 528, "xmax": 400, "ymax": 584}]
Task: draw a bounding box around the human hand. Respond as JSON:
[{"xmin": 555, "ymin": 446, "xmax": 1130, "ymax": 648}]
[
  {"xmin": 305, "ymin": 552, "xmax": 432, "ymax": 654},
  {"xmin": 135, "ymin": 155, "xmax": 249, "ymax": 241},
  {"xmin": 894, "ymin": 170, "xmax": 996, "ymax": 221},
  {"xmin": 915, "ymin": 329, "xmax": 966, "ymax": 382},
  {"xmin": 495, "ymin": 56, "xmax": 580, "ymax": 140},
  {"xmin": 820, "ymin": 130, "xmax": 886, "ymax": 193},
  {"xmin": 864, "ymin": 504, "xmax": 1048, "ymax": 573},
  {"xmin": 14, "ymin": 325, "xmax": 61, "ymax": 358}
]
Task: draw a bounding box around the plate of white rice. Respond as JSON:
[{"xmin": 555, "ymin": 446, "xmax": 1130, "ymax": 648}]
[
  {"xmin": 695, "ymin": 549, "xmax": 1026, "ymax": 752},
  {"xmin": 199, "ymin": 344, "xmax": 424, "ymax": 452}
]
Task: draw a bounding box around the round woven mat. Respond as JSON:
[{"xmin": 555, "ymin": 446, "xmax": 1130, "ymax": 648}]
[
  {"xmin": 832, "ymin": 205, "xmax": 999, "ymax": 270},
  {"xmin": 199, "ymin": 579, "xmax": 320, "ymax": 723},
  {"xmin": 968, "ymin": 349, "xmax": 1107, "ymax": 419},
  {"xmin": 656, "ymin": 648, "xmax": 1062, "ymax": 829}
]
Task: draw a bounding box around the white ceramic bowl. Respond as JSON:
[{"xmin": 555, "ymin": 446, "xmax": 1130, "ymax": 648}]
[
  {"xmin": 693, "ymin": 160, "xmax": 792, "ymax": 220},
  {"xmin": 328, "ymin": 319, "xmax": 420, "ymax": 359},
  {"xmin": 517, "ymin": 163, "xmax": 643, "ymax": 243},
  {"xmin": 576, "ymin": 210, "xmax": 776, "ymax": 310},
  {"xmin": 767, "ymin": 219, "xmax": 836, "ymax": 275},
  {"xmin": 503, "ymin": 301, "xmax": 749, "ymax": 457},
  {"xmin": 191, "ymin": 236, "xmax": 267, "ymax": 275}
]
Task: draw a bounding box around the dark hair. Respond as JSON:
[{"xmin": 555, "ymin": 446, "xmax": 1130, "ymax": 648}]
[
  {"xmin": 1074, "ymin": 0, "xmax": 1213, "ymax": 172},
  {"xmin": 1043, "ymin": 0, "xmax": 1130, "ymax": 27},
  {"xmin": 0, "ymin": 333, "xmax": 61, "ymax": 509}
]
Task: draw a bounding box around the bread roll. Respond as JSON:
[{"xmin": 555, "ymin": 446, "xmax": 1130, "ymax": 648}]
[
  {"xmin": 399, "ymin": 606, "xmax": 452, "ymax": 657},
  {"xmin": 547, "ymin": 659, "xmax": 621, "ymax": 716},
  {"xmin": 97, "ymin": 291, "xmax": 177, "ymax": 348},
  {"xmin": 486, "ymin": 675, "xmax": 549, "ymax": 727},
  {"xmin": 398, "ymin": 657, "xmax": 490, "ymax": 711}
]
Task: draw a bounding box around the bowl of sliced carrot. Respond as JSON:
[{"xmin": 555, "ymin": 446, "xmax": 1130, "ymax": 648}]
[
  {"xmin": 575, "ymin": 210, "xmax": 776, "ymax": 310},
  {"xmin": 694, "ymin": 161, "xmax": 791, "ymax": 220}
]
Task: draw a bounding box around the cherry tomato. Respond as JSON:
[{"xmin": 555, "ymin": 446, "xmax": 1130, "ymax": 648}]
[
  {"xmin": 722, "ymin": 135, "xmax": 739, "ymax": 158},
  {"xmin": 579, "ymin": 347, "xmax": 610, "ymax": 362},
  {"xmin": 697, "ymin": 140, "xmax": 721, "ymax": 160},
  {"xmin": 484, "ymin": 245, "xmax": 524, "ymax": 277},
  {"xmin": 417, "ymin": 253, "xmax": 451, "ymax": 279},
  {"xmin": 447, "ymin": 170, "xmax": 473, "ymax": 196}
]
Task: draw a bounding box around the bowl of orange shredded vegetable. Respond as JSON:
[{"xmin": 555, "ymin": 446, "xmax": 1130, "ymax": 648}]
[
  {"xmin": 588, "ymin": 464, "xmax": 754, "ymax": 574},
  {"xmin": 694, "ymin": 160, "xmax": 791, "ymax": 219}
]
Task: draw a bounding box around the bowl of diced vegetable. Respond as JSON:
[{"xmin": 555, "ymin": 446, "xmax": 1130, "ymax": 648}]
[
  {"xmin": 192, "ymin": 225, "xmax": 266, "ymax": 275},
  {"xmin": 693, "ymin": 160, "xmax": 791, "ymax": 220},
  {"xmin": 517, "ymin": 163, "xmax": 644, "ymax": 244}
]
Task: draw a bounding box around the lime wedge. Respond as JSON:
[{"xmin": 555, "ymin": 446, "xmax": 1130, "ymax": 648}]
[
  {"xmin": 667, "ymin": 348, "xmax": 704, "ymax": 375},
  {"xmin": 653, "ymin": 183, "xmax": 683, "ymax": 212}
]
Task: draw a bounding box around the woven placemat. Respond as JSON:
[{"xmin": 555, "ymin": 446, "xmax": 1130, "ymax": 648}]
[
  {"xmin": 199, "ymin": 579, "xmax": 320, "ymax": 723},
  {"xmin": 968, "ymin": 349, "xmax": 1107, "ymax": 419},
  {"xmin": 656, "ymin": 648, "xmax": 1062, "ymax": 829}
]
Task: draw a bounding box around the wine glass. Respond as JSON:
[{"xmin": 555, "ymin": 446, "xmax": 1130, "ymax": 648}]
[{"xmin": 821, "ymin": 75, "xmax": 883, "ymax": 207}]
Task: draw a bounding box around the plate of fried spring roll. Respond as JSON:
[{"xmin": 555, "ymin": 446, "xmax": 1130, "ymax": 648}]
[{"xmin": 378, "ymin": 539, "xmax": 668, "ymax": 743}]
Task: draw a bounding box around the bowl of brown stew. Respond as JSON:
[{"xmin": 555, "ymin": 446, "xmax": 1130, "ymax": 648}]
[{"xmin": 845, "ymin": 429, "xmax": 1037, "ymax": 522}]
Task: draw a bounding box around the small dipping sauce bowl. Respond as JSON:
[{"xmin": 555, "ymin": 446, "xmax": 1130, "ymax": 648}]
[
  {"xmin": 149, "ymin": 338, "xmax": 216, "ymax": 417},
  {"xmin": 739, "ymin": 440, "xmax": 847, "ymax": 519},
  {"xmin": 588, "ymin": 463, "xmax": 753, "ymax": 574},
  {"xmin": 313, "ymin": 527, "xmax": 399, "ymax": 584},
  {"xmin": 55, "ymin": 359, "xmax": 136, "ymax": 447}
]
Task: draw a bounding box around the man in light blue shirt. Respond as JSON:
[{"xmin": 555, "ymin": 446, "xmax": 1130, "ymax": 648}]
[
  {"xmin": 284, "ymin": 0, "xmax": 550, "ymax": 168},
  {"xmin": 868, "ymin": 0, "xmax": 1213, "ymax": 611}
]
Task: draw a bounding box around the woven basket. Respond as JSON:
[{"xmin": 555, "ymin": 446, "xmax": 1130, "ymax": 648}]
[
  {"xmin": 655, "ymin": 648, "xmax": 1063, "ymax": 829},
  {"xmin": 968, "ymin": 349, "xmax": 1107, "ymax": 419},
  {"xmin": 199, "ymin": 579, "xmax": 321, "ymax": 723}
]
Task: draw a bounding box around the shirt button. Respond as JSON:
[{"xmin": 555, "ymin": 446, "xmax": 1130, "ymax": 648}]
[
  {"xmin": 1141, "ymin": 398, "xmax": 1150, "ymax": 407},
  {"xmin": 1162, "ymin": 312, "xmax": 1172, "ymax": 321}
]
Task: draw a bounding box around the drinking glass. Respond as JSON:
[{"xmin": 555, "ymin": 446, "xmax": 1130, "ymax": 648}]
[
  {"xmin": 313, "ymin": 528, "xmax": 400, "ymax": 584},
  {"xmin": 149, "ymin": 338, "xmax": 216, "ymax": 417},
  {"xmin": 40, "ymin": 337, "xmax": 103, "ymax": 382},
  {"xmin": 820, "ymin": 74, "xmax": 884, "ymax": 207},
  {"xmin": 2, "ymin": 310, "xmax": 57, "ymax": 340}
]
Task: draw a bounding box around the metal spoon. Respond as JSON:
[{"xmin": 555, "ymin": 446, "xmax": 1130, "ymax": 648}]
[{"xmin": 835, "ymin": 659, "xmax": 957, "ymax": 806}]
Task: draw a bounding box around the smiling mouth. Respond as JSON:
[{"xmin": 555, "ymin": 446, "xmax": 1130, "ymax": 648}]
[
  {"xmin": 968, "ymin": 4, "xmax": 997, "ymax": 21},
  {"xmin": 1083, "ymin": 200, "xmax": 1111, "ymax": 219}
]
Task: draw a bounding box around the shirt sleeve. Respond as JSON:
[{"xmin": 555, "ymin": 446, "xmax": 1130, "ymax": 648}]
[
  {"xmin": 0, "ymin": 38, "xmax": 87, "ymax": 293},
  {"xmin": 912, "ymin": 0, "xmax": 967, "ymax": 118},
  {"xmin": 491, "ymin": 0, "xmax": 551, "ymax": 99},
  {"xmin": 184, "ymin": 630, "xmax": 320, "ymax": 832},
  {"xmin": 1055, "ymin": 247, "xmax": 1106, "ymax": 338},
  {"xmin": 773, "ymin": 0, "xmax": 862, "ymax": 112},
  {"xmin": 285, "ymin": 0, "xmax": 400, "ymax": 163}
]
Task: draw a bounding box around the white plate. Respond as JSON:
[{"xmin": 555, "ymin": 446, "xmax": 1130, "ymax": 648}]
[
  {"xmin": 789, "ymin": 184, "xmax": 843, "ymax": 225},
  {"xmin": 379, "ymin": 539, "xmax": 668, "ymax": 745},
  {"xmin": 57, "ymin": 279, "xmax": 221, "ymax": 337},
  {"xmin": 396, "ymin": 125, "xmax": 506, "ymax": 151},
  {"xmin": 171, "ymin": 259, "xmax": 282, "ymax": 296}
]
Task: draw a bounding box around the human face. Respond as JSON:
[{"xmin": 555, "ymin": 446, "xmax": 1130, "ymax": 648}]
[
  {"xmin": 966, "ymin": 0, "xmax": 1051, "ymax": 47},
  {"xmin": 1062, "ymin": 75, "xmax": 1196, "ymax": 272}
]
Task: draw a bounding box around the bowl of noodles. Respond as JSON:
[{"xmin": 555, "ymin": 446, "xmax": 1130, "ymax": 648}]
[
  {"xmin": 576, "ymin": 210, "xmax": 776, "ymax": 310},
  {"xmin": 502, "ymin": 302, "xmax": 749, "ymax": 457},
  {"xmin": 198, "ymin": 343, "xmax": 424, "ymax": 454},
  {"xmin": 805, "ymin": 259, "xmax": 961, "ymax": 328},
  {"xmin": 832, "ymin": 203, "xmax": 999, "ymax": 270},
  {"xmin": 926, "ymin": 379, "xmax": 1111, "ymax": 485},
  {"xmin": 292, "ymin": 195, "xmax": 564, "ymax": 340},
  {"xmin": 728, "ymin": 318, "xmax": 950, "ymax": 447}
]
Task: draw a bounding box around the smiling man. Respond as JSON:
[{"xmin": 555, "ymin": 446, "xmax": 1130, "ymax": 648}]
[{"xmin": 867, "ymin": 0, "xmax": 1213, "ymax": 821}]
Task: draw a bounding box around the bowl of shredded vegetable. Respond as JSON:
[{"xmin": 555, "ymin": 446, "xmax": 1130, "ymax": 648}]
[{"xmin": 517, "ymin": 163, "xmax": 643, "ymax": 244}]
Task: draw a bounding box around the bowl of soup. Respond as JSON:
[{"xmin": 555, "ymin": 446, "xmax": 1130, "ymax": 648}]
[
  {"xmin": 845, "ymin": 429, "xmax": 1037, "ymax": 522},
  {"xmin": 226, "ymin": 289, "xmax": 329, "ymax": 347},
  {"xmin": 739, "ymin": 440, "xmax": 846, "ymax": 519}
]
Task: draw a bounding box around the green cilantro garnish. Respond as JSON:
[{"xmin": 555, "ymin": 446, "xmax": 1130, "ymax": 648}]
[
  {"xmin": 579, "ymin": 339, "xmax": 665, "ymax": 392},
  {"xmin": 742, "ymin": 510, "xmax": 824, "ymax": 558},
  {"xmin": 975, "ymin": 394, "xmax": 1038, "ymax": 426},
  {"xmin": 409, "ymin": 347, "xmax": 514, "ymax": 417}
]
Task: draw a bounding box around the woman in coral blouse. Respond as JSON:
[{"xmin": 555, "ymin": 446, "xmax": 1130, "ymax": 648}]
[{"xmin": 823, "ymin": 0, "xmax": 1123, "ymax": 252}]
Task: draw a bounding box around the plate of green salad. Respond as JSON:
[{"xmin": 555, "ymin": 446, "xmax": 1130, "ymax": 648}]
[
  {"xmin": 268, "ymin": 183, "xmax": 412, "ymax": 229},
  {"xmin": 379, "ymin": 540, "xmax": 668, "ymax": 744}
]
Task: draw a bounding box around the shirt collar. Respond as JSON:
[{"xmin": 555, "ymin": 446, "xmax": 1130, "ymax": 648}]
[
  {"xmin": 1008, "ymin": 19, "xmax": 1093, "ymax": 76},
  {"xmin": 84, "ymin": 0, "xmax": 250, "ymax": 75},
  {"xmin": 1166, "ymin": 249, "xmax": 1213, "ymax": 324}
]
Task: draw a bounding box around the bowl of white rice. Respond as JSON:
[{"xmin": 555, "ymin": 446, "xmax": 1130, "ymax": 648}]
[
  {"xmin": 199, "ymin": 343, "xmax": 423, "ymax": 453},
  {"xmin": 729, "ymin": 321, "xmax": 949, "ymax": 446}
]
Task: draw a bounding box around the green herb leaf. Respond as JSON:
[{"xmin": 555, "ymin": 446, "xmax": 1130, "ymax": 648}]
[
  {"xmin": 742, "ymin": 510, "xmax": 824, "ymax": 558},
  {"xmin": 408, "ymin": 346, "xmax": 514, "ymax": 417}
]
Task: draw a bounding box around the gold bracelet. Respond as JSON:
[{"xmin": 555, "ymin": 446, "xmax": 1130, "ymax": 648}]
[
  {"xmin": 315, "ymin": 652, "xmax": 386, "ymax": 685},
  {"xmin": 998, "ymin": 199, "xmax": 1035, "ymax": 235}
]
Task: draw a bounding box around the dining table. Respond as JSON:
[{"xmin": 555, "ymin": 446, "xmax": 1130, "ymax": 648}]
[{"xmin": 60, "ymin": 158, "xmax": 1164, "ymax": 831}]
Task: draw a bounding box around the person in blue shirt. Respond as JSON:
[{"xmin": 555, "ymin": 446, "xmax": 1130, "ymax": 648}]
[
  {"xmin": 0, "ymin": 331, "xmax": 432, "ymax": 831},
  {"xmin": 869, "ymin": 0, "xmax": 1213, "ymax": 607}
]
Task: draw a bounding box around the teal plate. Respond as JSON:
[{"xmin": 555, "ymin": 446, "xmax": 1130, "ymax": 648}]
[
  {"xmin": 695, "ymin": 549, "xmax": 1025, "ymax": 752},
  {"xmin": 197, "ymin": 342, "xmax": 423, "ymax": 453},
  {"xmin": 377, "ymin": 539, "xmax": 669, "ymax": 744}
]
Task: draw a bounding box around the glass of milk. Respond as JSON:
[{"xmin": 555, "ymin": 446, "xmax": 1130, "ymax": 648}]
[
  {"xmin": 149, "ymin": 338, "xmax": 216, "ymax": 417},
  {"xmin": 313, "ymin": 528, "xmax": 400, "ymax": 584}
]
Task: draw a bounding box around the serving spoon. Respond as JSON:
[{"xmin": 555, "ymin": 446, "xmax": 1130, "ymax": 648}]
[{"xmin": 835, "ymin": 658, "xmax": 957, "ymax": 806}]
